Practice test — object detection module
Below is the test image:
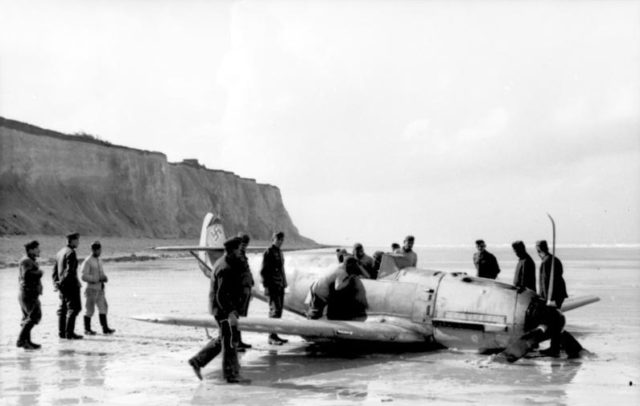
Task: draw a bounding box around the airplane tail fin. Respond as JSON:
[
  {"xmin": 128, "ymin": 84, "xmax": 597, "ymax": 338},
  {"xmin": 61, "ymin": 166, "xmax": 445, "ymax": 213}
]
[{"xmin": 197, "ymin": 213, "xmax": 226, "ymax": 274}]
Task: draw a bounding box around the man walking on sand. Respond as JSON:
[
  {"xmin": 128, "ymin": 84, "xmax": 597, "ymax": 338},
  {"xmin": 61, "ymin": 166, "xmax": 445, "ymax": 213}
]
[
  {"xmin": 81, "ymin": 241, "xmax": 115, "ymax": 336},
  {"xmin": 188, "ymin": 237, "xmax": 249, "ymax": 384},
  {"xmin": 52, "ymin": 232, "xmax": 83, "ymax": 340},
  {"xmin": 17, "ymin": 240, "xmax": 44, "ymax": 350}
]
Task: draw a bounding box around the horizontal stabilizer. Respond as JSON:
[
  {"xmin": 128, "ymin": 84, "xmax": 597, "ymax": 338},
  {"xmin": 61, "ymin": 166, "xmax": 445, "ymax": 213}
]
[
  {"xmin": 153, "ymin": 245, "xmax": 317, "ymax": 253},
  {"xmin": 154, "ymin": 246, "xmax": 224, "ymax": 252},
  {"xmin": 131, "ymin": 314, "xmax": 426, "ymax": 343},
  {"xmin": 561, "ymin": 295, "xmax": 600, "ymax": 312}
]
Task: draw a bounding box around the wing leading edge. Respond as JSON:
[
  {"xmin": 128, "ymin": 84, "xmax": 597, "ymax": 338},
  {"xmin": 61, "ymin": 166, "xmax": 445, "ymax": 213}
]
[{"xmin": 131, "ymin": 314, "xmax": 427, "ymax": 343}]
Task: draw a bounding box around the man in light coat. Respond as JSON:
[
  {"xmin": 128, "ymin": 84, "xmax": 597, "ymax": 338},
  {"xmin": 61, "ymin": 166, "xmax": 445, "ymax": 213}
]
[{"xmin": 81, "ymin": 241, "xmax": 115, "ymax": 335}]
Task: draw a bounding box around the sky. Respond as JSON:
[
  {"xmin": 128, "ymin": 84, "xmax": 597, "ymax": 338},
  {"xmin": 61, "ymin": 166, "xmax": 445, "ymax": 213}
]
[{"xmin": 1, "ymin": 0, "xmax": 639, "ymax": 246}]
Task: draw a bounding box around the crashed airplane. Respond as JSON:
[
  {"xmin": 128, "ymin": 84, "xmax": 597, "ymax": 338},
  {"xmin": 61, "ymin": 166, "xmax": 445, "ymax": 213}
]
[{"xmin": 133, "ymin": 213, "xmax": 599, "ymax": 362}]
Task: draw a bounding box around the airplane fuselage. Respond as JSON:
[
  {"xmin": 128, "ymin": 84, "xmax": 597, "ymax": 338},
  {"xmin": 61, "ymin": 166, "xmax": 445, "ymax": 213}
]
[{"xmin": 251, "ymin": 259, "xmax": 537, "ymax": 352}]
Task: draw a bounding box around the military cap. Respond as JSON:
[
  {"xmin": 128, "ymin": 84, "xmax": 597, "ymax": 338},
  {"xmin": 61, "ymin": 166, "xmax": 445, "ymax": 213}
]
[
  {"xmin": 66, "ymin": 232, "xmax": 80, "ymax": 241},
  {"xmin": 536, "ymin": 240, "xmax": 549, "ymax": 252},
  {"xmin": 511, "ymin": 240, "xmax": 525, "ymax": 250},
  {"xmin": 24, "ymin": 240, "xmax": 40, "ymax": 251},
  {"xmin": 223, "ymin": 236, "xmax": 243, "ymax": 252}
]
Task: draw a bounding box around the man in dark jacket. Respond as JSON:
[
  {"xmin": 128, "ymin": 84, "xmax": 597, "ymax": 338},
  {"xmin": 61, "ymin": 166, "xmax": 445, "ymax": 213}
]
[
  {"xmin": 52, "ymin": 232, "xmax": 83, "ymax": 339},
  {"xmin": 236, "ymin": 233, "xmax": 253, "ymax": 350},
  {"xmin": 473, "ymin": 239, "xmax": 501, "ymax": 279},
  {"xmin": 536, "ymin": 239, "xmax": 569, "ymax": 357},
  {"xmin": 512, "ymin": 240, "xmax": 536, "ymax": 291},
  {"xmin": 260, "ymin": 231, "xmax": 288, "ymax": 345},
  {"xmin": 536, "ymin": 240, "xmax": 568, "ymax": 308},
  {"xmin": 188, "ymin": 237, "xmax": 249, "ymax": 384},
  {"xmin": 17, "ymin": 240, "xmax": 44, "ymax": 349}
]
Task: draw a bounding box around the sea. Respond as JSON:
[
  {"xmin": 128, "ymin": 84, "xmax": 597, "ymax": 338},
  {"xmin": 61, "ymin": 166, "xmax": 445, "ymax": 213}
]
[{"xmin": 0, "ymin": 245, "xmax": 638, "ymax": 405}]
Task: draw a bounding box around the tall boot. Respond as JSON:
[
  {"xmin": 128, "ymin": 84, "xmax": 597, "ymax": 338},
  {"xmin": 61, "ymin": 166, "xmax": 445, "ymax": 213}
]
[
  {"xmin": 16, "ymin": 323, "xmax": 36, "ymax": 349},
  {"xmin": 84, "ymin": 316, "xmax": 97, "ymax": 335},
  {"xmin": 99, "ymin": 314, "xmax": 115, "ymax": 334},
  {"xmin": 66, "ymin": 314, "xmax": 83, "ymax": 339},
  {"xmin": 58, "ymin": 314, "xmax": 67, "ymax": 339},
  {"xmin": 237, "ymin": 330, "xmax": 252, "ymax": 350},
  {"xmin": 26, "ymin": 323, "xmax": 41, "ymax": 349}
]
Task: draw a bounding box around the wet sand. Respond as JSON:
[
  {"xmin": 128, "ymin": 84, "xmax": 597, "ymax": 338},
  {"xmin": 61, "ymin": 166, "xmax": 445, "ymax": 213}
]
[{"xmin": 1, "ymin": 248, "xmax": 639, "ymax": 405}]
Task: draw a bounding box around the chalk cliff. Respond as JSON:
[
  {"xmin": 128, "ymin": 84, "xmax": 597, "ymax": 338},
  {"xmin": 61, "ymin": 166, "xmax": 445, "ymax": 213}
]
[{"xmin": 0, "ymin": 117, "xmax": 316, "ymax": 245}]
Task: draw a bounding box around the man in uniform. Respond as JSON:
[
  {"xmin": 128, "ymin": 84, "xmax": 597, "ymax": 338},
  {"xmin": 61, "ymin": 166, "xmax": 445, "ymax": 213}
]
[
  {"xmin": 236, "ymin": 233, "xmax": 253, "ymax": 350},
  {"xmin": 17, "ymin": 240, "xmax": 44, "ymax": 350},
  {"xmin": 188, "ymin": 237, "xmax": 249, "ymax": 383},
  {"xmin": 352, "ymin": 243, "xmax": 373, "ymax": 279},
  {"xmin": 536, "ymin": 240, "xmax": 568, "ymax": 308},
  {"xmin": 395, "ymin": 235, "xmax": 418, "ymax": 268},
  {"xmin": 81, "ymin": 241, "xmax": 115, "ymax": 336},
  {"xmin": 512, "ymin": 240, "xmax": 536, "ymax": 291},
  {"xmin": 473, "ymin": 239, "xmax": 501, "ymax": 279},
  {"xmin": 536, "ymin": 240, "xmax": 569, "ymax": 357},
  {"xmin": 52, "ymin": 232, "xmax": 83, "ymax": 339},
  {"xmin": 260, "ymin": 231, "xmax": 288, "ymax": 345}
]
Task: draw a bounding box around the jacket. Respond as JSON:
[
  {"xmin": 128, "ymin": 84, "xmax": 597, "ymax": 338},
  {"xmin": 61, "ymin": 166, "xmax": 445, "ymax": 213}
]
[
  {"xmin": 52, "ymin": 246, "xmax": 80, "ymax": 291},
  {"xmin": 209, "ymin": 255, "xmax": 243, "ymax": 320},
  {"xmin": 81, "ymin": 255, "xmax": 107, "ymax": 291},
  {"xmin": 19, "ymin": 255, "xmax": 43, "ymax": 295},
  {"xmin": 260, "ymin": 245, "xmax": 287, "ymax": 290}
]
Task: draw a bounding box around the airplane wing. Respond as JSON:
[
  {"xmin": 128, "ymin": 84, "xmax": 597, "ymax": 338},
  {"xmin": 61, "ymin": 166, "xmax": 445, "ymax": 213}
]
[
  {"xmin": 153, "ymin": 246, "xmax": 318, "ymax": 253},
  {"xmin": 131, "ymin": 314, "xmax": 427, "ymax": 343},
  {"xmin": 561, "ymin": 295, "xmax": 600, "ymax": 312}
]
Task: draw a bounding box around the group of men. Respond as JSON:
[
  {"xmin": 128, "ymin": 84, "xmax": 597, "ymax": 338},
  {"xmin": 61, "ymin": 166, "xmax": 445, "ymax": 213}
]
[
  {"xmin": 307, "ymin": 235, "xmax": 418, "ymax": 320},
  {"xmin": 188, "ymin": 233, "xmax": 419, "ymax": 383},
  {"xmin": 188, "ymin": 231, "xmax": 288, "ymax": 384},
  {"xmin": 17, "ymin": 233, "xmax": 115, "ymax": 350},
  {"xmin": 473, "ymin": 239, "xmax": 568, "ymax": 308}
]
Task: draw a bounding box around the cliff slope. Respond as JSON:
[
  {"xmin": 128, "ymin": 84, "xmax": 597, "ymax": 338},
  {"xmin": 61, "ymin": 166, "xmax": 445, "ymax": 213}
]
[{"xmin": 0, "ymin": 117, "xmax": 315, "ymax": 245}]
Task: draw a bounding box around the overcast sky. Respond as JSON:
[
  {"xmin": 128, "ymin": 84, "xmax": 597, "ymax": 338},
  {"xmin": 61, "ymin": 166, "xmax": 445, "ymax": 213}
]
[{"xmin": 1, "ymin": 0, "xmax": 639, "ymax": 246}]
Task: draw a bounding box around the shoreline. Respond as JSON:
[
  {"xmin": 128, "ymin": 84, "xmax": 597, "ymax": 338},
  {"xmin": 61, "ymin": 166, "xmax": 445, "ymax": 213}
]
[{"xmin": 0, "ymin": 234, "xmax": 326, "ymax": 269}]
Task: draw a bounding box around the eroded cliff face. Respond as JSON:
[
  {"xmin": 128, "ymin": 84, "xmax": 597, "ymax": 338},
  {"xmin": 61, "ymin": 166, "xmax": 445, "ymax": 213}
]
[{"xmin": 0, "ymin": 117, "xmax": 315, "ymax": 244}]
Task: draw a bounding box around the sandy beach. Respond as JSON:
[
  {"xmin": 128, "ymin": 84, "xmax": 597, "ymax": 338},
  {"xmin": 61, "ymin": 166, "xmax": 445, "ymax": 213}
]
[{"xmin": 1, "ymin": 246, "xmax": 639, "ymax": 405}]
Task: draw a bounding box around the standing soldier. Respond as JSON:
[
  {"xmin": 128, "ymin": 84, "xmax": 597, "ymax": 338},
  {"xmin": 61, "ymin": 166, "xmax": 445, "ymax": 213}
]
[
  {"xmin": 17, "ymin": 240, "xmax": 44, "ymax": 350},
  {"xmin": 52, "ymin": 232, "xmax": 83, "ymax": 339},
  {"xmin": 260, "ymin": 231, "xmax": 288, "ymax": 345},
  {"xmin": 536, "ymin": 240, "xmax": 568, "ymax": 308},
  {"xmin": 236, "ymin": 233, "xmax": 253, "ymax": 350},
  {"xmin": 473, "ymin": 239, "xmax": 501, "ymax": 279},
  {"xmin": 512, "ymin": 240, "xmax": 536, "ymax": 291},
  {"xmin": 81, "ymin": 241, "xmax": 115, "ymax": 336},
  {"xmin": 536, "ymin": 239, "xmax": 569, "ymax": 357},
  {"xmin": 188, "ymin": 237, "xmax": 249, "ymax": 384}
]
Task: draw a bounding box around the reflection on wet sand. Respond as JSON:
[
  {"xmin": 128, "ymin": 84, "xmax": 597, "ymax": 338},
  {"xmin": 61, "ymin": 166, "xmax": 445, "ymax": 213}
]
[
  {"xmin": 17, "ymin": 355, "xmax": 41, "ymax": 405},
  {"xmin": 55, "ymin": 349, "xmax": 108, "ymax": 404}
]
